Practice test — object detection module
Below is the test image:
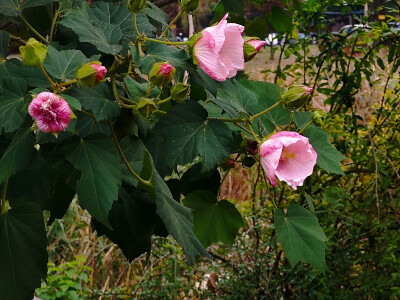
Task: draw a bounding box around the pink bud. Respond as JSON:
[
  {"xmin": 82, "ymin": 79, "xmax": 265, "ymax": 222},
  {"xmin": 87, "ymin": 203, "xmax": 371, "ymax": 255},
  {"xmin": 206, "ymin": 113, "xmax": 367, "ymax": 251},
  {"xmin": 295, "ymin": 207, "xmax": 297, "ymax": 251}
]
[
  {"xmin": 158, "ymin": 63, "xmax": 174, "ymax": 78},
  {"xmin": 246, "ymin": 39, "xmax": 267, "ymax": 52},
  {"xmin": 90, "ymin": 63, "xmax": 107, "ymax": 81},
  {"xmin": 302, "ymin": 86, "xmax": 313, "ymax": 95},
  {"xmin": 259, "ymin": 131, "xmax": 317, "ymax": 190},
  {"xmin": 28, "ymin": 92, "xmax": 71, "ymax": 133}
]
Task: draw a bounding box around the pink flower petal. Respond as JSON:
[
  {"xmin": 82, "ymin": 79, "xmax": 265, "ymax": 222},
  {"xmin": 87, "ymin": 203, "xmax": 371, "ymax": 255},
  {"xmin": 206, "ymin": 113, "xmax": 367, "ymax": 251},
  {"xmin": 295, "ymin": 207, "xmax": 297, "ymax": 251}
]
[
  {"xmin": 28, "ymin": 92, "xmax": 71, "ymax": 133},
  {"xmin": 259, "ymin": 131, "xmax": 317, "ymax": 190},
  {"xmin": 90, "ymin": 63, "xmax": 107, "ymax": 81},
  {"xmin": 247, "ymin": 39, "xmax": 267, "ymax": 51}
]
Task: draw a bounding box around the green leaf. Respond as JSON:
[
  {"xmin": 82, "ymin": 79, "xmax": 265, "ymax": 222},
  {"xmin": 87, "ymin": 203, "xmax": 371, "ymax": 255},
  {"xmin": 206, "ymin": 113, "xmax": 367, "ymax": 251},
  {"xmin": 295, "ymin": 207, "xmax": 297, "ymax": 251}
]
[
  {"xmin": 62, "ymin": 94, "xmax": 82, "ymax": 111},
  {"xmin": 68, "ymin": 83, "xmax": 120, "ymax": 121},
  {"xmin": 0, "ymin": 128, "xmax": 35, "ymax": 184},
  {"xmin": 7, "ymin": 163, "xmax": 76, "ymax": 223},
  {"xmin": 0, "ymin": 30, "xmax": 10, "ymax": 59},
  {"xmin": 59, "ymin": 2, "xmax": 123, "ymax": 55},
  {"xmin": 304, "ymin": 193, "xmax": 315, "ymax": 213},
  {"xmin": 303, "ymin": 125, "xmax": 346, "ymax": 174},
  {"xmin": 0, "ymin": 78, "xmax": 29, "ymax": 133},
  {"xmin": 293, "ymin": 111, "xmax": 312, "ymax": 130},
  {"xmin": 65, "ymin": 134, "xmax": 122, "ymax": 227},
  {"xmin": 119, "ymin": 136, "xmax": 146, "ymax": 187},
  {"xmin": 125, "ymin": 77, "xmax": 159, "ymax": 102},
  {"xmin": 151, "ymin": 161, "xmax": 209, "ymax": 264},
  {"xmin": 150, "ymin": 101, "xmax": 233, "ymax": 173},
  {"xmin": 266, "ymin": 6, "xmax": 293, "ymax": 34},
  {"xmin": 93, "ymin": 184, "xmax": 158, "ymax": 261},
  {"xmin": 221, "ymin": 0, "xmax": 244, "ymax": 15},
  {"xmin": 216, "ymin": 79, "xmax": 259, "ymax": 117},
  {"xmin": 183, "ymin": 190, "xmax": 245, "ymax": 247},
  {"xmin": 0, "ymin": 203, "xmax": 48, "ymax": 300},
  {"xmin": 43, "ymin": 46, "xmax": 88, "ymax": 81},
  {"xmin": 0, "ymin": 0, "xmax": 55, "ymax": 16},
  {"xmin": 0, "ymin": 59, "xmax": 48, "ymax": 88},
  {"xmin": 274, "ymin": 204, "xmax": 327, "ymax": 270},
  {"xmin": 140, "ymin": 43, "xmax": 195, "ymax": 77}
]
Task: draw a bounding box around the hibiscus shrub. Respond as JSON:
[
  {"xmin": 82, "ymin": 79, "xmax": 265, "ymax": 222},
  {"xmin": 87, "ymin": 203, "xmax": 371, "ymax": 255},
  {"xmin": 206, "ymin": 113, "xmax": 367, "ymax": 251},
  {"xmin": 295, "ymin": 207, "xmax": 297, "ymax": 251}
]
[{"xmin": 0, "ymin": 0, "xmax": 345, "ymax": 298}]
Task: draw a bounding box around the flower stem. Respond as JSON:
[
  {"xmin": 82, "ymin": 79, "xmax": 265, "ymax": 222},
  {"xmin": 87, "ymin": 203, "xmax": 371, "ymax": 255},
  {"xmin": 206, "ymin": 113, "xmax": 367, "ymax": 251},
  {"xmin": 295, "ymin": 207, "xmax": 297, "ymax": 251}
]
[
  {"xmin": 10, "ymin": 35, "xmax": 26, "ymax": 45},
  {"xmin": 206, "ymin": 117, "xmax": 244, "ymax": 123},
  {"xmin": 59, "ymin": 79, "xmax": 77, "ymax": 87},
  {"xmin": 298, "ymin": 120, "xmax": 313, "ymax": 134},
  {"xmin": 111, "ymin": 75, "xmax": 136, "ymax": 109},
  {"xmin": 39, "ymin": 64, "xmax": 56, "ymax": 88},
  {"xmin": 20, "ymin": 15, "xmax": 48, "ymax": 44},
  {"xmin": 132, "ymin": 13, "xmax": 141, "ymax": 37},
  {"xmin": 108, "ymin": 122, "xmax": 153, "ymax": 187},
  {"xmin": 246, "ymin": 121, "xmax": 261, "ymax": 144},
  {"xmin": 249, "ymin": 100, "xmax": 283, "ymax": 122},
  {"xmin": 49, "ymin": 9, "xmax": 60, "ymax": 42},
  {"xmin": 1, "ymin": 179, "xmax": 8, "ymax": 214},
  {"xmin": 157, "ymin": 96, "xmax": 172, "ymax": 105},
  {"xmin": 161, "ymin": 10, "xmax": 183, "ymax": 38}
]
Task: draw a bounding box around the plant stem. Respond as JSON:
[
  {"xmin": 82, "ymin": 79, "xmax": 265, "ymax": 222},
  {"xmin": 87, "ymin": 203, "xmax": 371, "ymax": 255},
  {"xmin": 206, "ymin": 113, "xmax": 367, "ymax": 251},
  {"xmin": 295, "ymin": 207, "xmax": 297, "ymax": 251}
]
[
  {"xmin": 108, "ymin": 122, "xmax": 152, "ymax": 187},
  {"xmin": 10, "ymin": 35, "xmax": 26, "ymax": 45},
  {"xmin": 59, "ymin": 79, "xmax": 77, "ymax": 87},
  {"xmin": 142, "ymin": 36, "xmax": 189, "ymax": 46},
  {"xmin": 249, "ymin": 100, "xmax": 283, "ymax": 122},
  {"xmin": 246, "ymin": 121, "xmax": 261, "ymax": 144},
  {"xmin": 206, "ymin": 117, "xmax": 244, "ymax": 123},
  {"xmin": 81, "ymin": 109, "xmax": 96, "ymax": 119},
  {"xmin": 161, "ymin": 10, "xmax": 183, "ymax": 37},
  {"xmin": 298, "ymin": 120, "xmax": 312, "ymax": 134},
  {"xmin": 111, "ymin": 75, "xmax": 136, "ymax": 109},
  {"xmin": 157, "ymin": 96, "xmax": 172, "ymax": 105},
  {"xmin": 49, "ymin": 10, "xmax": 60, "ymax": 42},
  {"xmin": 20, "ymin": 15, "xmax": 48, "ymax": 44},
  {"xmin": 132, "ymin": 13, "xmax": 141, "ymax": 37},
  {"xmin": 1, "ymin": 179, "xmax": 8, "ymax": 214},
  {"xmin": 39, "ymin": 64, "xmax": 56, "ymax": 87}
]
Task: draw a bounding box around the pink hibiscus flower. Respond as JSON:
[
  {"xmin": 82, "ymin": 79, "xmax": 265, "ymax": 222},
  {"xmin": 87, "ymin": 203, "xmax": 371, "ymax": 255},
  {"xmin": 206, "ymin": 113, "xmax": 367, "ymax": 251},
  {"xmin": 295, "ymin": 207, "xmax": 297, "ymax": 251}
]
[
  {"xmin": 28, "ymin": 92, "xmax": 71, "ymax": 133},
  {"xmin": 90, "ymin": 63, "xmax": 107, "ymax": 81},
  {"xmin": 193, "ymin": 13, "xmax": 244, "ymax": 81},
  {"xmin": 259, "ymin": 131, "xmax": 317, "ymax": 190}
]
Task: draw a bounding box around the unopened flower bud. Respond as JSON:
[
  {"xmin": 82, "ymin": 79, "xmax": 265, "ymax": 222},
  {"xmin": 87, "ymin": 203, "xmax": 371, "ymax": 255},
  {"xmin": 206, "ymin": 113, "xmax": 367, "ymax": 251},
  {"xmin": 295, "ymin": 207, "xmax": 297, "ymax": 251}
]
[
  {"xmin": 128, "ymin": 0, "xmax": 147, "ymax": 13},
  {"xmin": 149, "ymin": 62, "xmax": 175, "ymax": 87},
  {"xmin": 77, "ymin": 61, "xmax": 107, "ymax": 87},
  {"xmin": 246, "ymin": 139, "xmax": 258, "ymax": 155},
  {"xmin": 220, "ymin": 158, "xmax": 235, "ymax": 171},
  {"xmin": 243, "ymin": 37, "xmax": 266, "ymax": 62},
  {"xmin": 137, "ymin": 97, "xmax": 157, "ymax": 119},
  {"xmin": 311, "ymin": 110, "xmax": 326, "ymax": 126},
  {"xmin": 242, "ymin": 156, "xmax": 257, "ymax": 168},
  {"xmin": 282, "ymin": 85, "xmax": 313, "ymax": 110},
  {"xmin": 19, "ymin": 38, "xmax": 47, "ymax": 67},
  {"xmin": 179, "ymin": 0, "xmax": 200, "ymax": 12},
  {"xmin": 171, "ymin": 83, "xmax": 191, "ymax": 103}
]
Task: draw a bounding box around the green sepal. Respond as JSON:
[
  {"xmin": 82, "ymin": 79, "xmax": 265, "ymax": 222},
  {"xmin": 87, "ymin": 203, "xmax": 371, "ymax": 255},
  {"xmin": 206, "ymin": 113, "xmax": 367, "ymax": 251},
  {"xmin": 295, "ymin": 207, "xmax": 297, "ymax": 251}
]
[
  {"xmin": 171, "ymin": 82, "xmax": 191, "ymax": 103},
  {"xmin": 76, "ymin": 61, "xmax": 102, "ymax": 88},
  {"xmin": 137, "ymin": 98, "xmax": 158, "ymax": 119},
  {"xmin": 19, "ymin": 38, "xmax": 47, "ymax": 67},
  {"xmin": 128, "ymin": 0, "xmax": 147, "ymax": 13},
  {"xmin": 179, "ymin": 0, "xmax": 200, "ymax": 13},
  {"xmin": 188, "ymin": 31, "xmax": 203, "ymax": 65}
]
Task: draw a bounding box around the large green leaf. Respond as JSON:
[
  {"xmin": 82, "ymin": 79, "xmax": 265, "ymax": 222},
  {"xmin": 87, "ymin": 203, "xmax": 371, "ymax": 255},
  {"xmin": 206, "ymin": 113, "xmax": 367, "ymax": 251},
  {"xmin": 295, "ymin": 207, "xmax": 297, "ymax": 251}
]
[
  {"xmin": 7, "ymin": 163, "xmax": 76, "ymax": 223},
  {"xmin": 303, "ymin": 125, "xmax": 346, "ymax": 174},
  {"xmin": 0, "ymin": 59, "xmax": 48, "ymax": 88},
  {"xmin": 149, "ymin": 101, "xmax": 233, "ymax": 173},
  {"xmin": 0, "ymin": 0, "xmax": 55, "ymax": 16},
  {"xmin": 150, "ymin": 159, "xmax": 209, "ymax": 264},
  {"xmin": 65, "ymin": 134, "xmax": 122, "ymax": 227},
  {"xmin": 119, "ymin": 137, "xmax": 208, "ymax": 263},
  {"xmin": 215, "ymin": 79, "xmax": 259, "ymax": 117},
  {"xmin": 93, "ymin": 184, "xmax": 158, "ymax": 261},
  {"xmin": 68, "ymin": 83, "xmax": 120, "ymax": 121},
  {"xmin": 183, "ymin": 190, "xmax": 245, "ymax": 247},
  {"xmin": 274, "ymin": 204, "xmax": 327, "ymax": 270},
  {"xmin": 0, "ymin": 78, "xmax": 29, "ymax": 133},
  {"xmin": 221, "ymin": 0, "xmax": 244, "ymax": 14},
  {"xmin": 0, "ymin": 128, "xmax": 35, "ymax": 184},
  {"xmin": 59, "ymin": 2, "xmax": 123, "ymax": 55},
  {"xmin": 0, "ymin": 203, "xmax": 48, "ymax": 300},
  {"xmin": 266, "ymin": 6, "xmax": 293, "ymax": 34},
  {"xmin": 119, "ymin": 136, "xmax": 146, "ymax": 187},
  {"xmin": 43, "ymin": 46, "xmax": 88, "ymax": 81},
  {"xmin": 0, "ymin": 30, "xmax": 9, "ymax": 59}
]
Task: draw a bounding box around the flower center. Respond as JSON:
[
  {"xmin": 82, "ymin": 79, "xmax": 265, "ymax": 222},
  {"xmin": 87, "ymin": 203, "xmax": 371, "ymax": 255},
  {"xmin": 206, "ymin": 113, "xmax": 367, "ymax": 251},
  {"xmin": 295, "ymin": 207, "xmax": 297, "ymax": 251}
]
[
  {"xmin": 40, "ymin": 100, "xmax": 58, "ymax": 122},
  {"xmin": 280, "ymin": 147, "xmax": 295, "ymax": 162}
]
